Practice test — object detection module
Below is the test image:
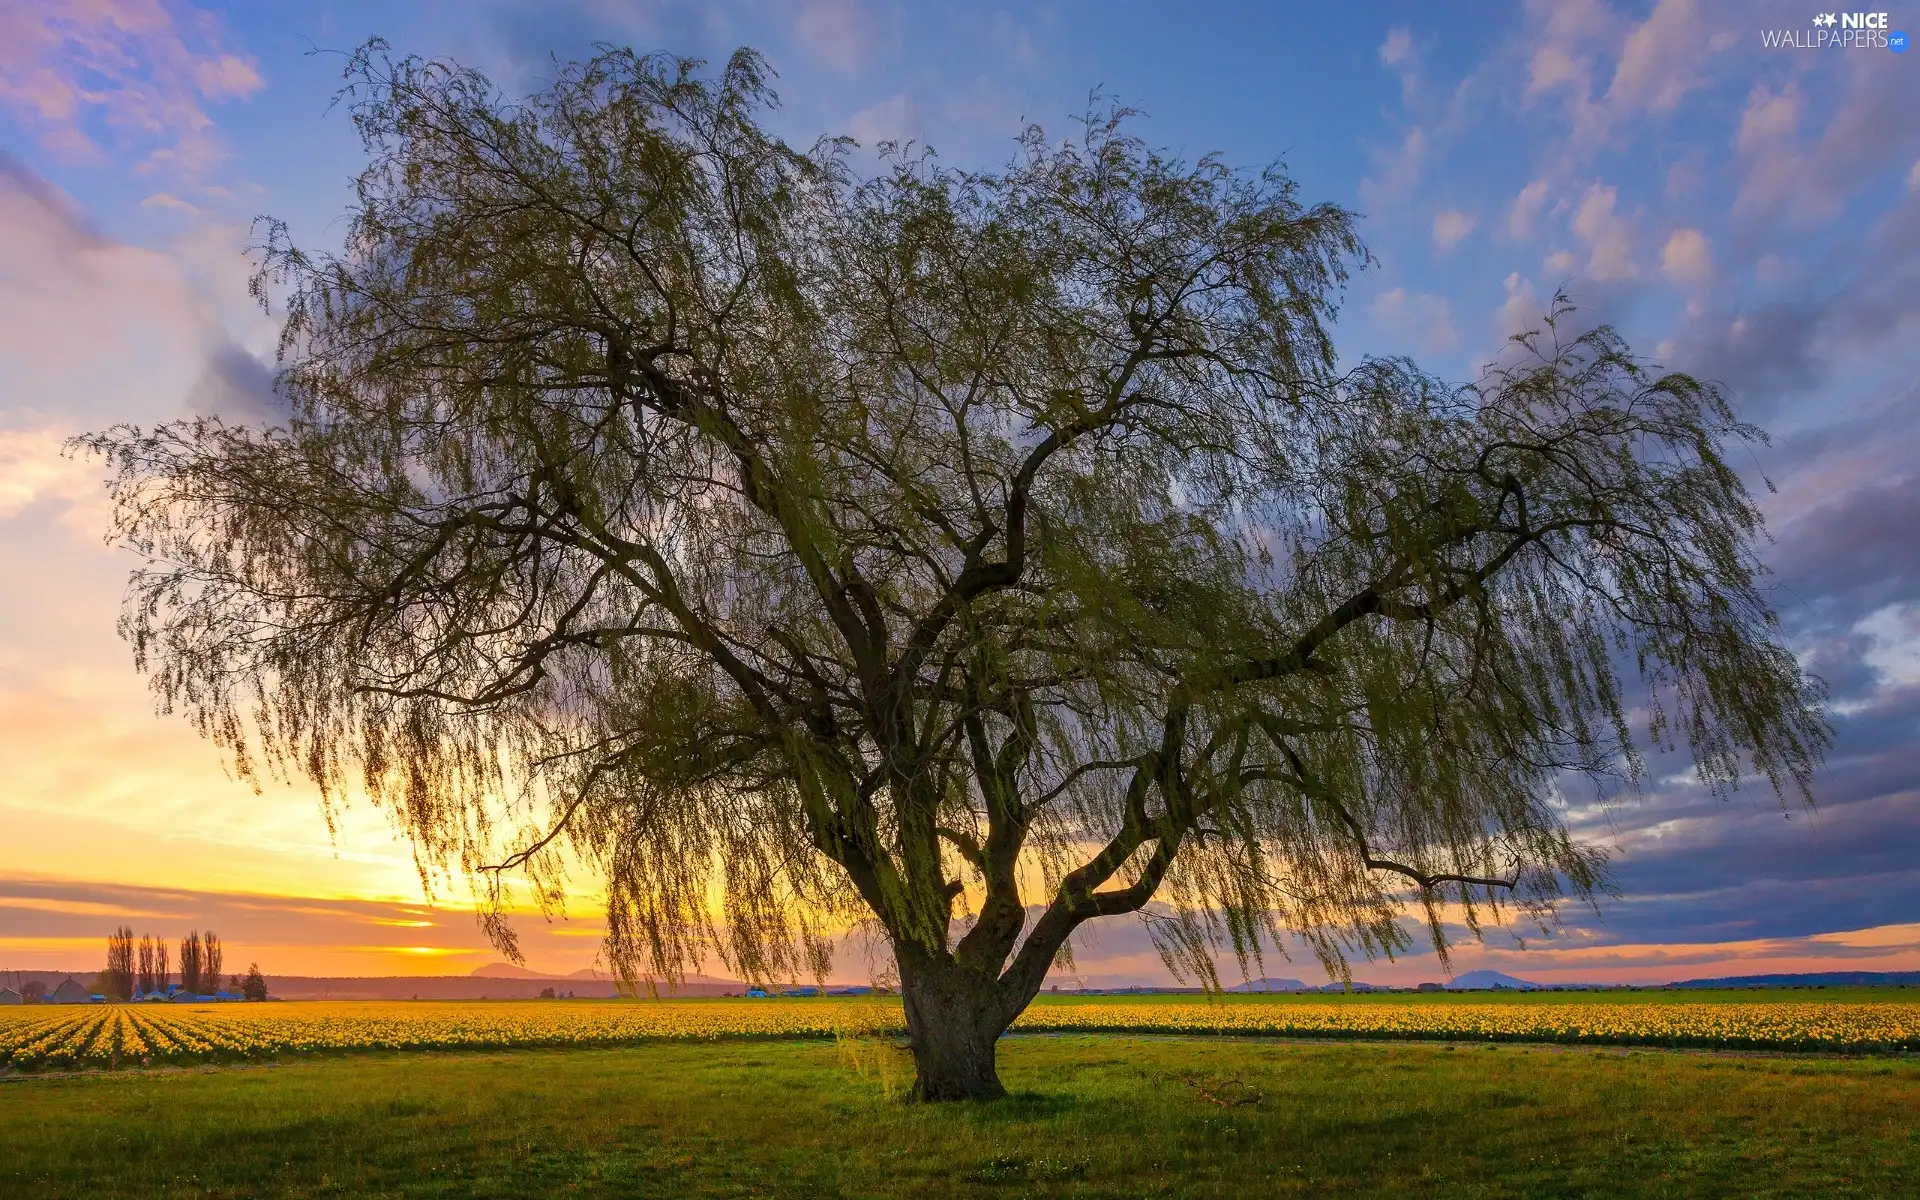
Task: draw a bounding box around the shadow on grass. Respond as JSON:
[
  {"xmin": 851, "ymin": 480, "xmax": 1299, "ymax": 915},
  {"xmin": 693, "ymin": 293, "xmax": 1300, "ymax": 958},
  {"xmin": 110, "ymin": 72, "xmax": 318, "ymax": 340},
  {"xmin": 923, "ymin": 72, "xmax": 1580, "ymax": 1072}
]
[{"xmin": 959, "ymin": 1089, "xmax": 1077, "ymax": 1122}]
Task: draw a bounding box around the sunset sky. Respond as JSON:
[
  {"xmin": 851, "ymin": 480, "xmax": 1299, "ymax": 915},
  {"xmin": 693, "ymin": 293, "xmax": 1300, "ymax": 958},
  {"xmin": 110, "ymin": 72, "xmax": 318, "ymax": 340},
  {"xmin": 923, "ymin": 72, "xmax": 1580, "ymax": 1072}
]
[{"xmin": 2, "ymin": 0, "xmax": 1917, "ymax": 988}]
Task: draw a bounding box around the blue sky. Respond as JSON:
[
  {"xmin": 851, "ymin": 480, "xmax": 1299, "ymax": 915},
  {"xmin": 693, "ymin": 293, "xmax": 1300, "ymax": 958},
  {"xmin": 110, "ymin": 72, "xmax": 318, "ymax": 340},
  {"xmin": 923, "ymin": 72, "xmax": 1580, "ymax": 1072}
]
[{"xmin": 1, "ymin": 0, "xmax": 1917, "ymax": 985}]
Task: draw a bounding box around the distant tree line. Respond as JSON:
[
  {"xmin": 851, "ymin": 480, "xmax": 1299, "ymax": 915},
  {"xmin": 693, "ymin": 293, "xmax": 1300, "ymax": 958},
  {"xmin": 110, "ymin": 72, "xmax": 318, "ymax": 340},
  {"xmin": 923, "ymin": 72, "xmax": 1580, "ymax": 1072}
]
[{"xmin": 98, "ymin": 927, "xmax": 263, "ymax": 999}]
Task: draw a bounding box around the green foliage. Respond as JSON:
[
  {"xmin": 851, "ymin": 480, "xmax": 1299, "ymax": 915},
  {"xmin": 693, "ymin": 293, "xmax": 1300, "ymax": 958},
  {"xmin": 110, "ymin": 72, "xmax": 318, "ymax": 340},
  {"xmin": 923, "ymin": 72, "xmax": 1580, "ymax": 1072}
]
[{"xmin": 77, "ymin": 42, "xmax": 1825, "ymax": 1052}]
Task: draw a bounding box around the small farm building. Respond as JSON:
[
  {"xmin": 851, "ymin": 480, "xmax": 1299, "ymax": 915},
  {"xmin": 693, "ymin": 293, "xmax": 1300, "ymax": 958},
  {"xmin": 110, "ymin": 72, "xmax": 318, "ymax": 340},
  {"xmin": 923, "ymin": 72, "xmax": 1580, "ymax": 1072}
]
[
  {"xmin": 0, "ymin": 987, "xmax": 20, "ymax": 1005},
  {"xmin": 52, "ymin": 978, "xmax": 92, "ymax": 1004}
]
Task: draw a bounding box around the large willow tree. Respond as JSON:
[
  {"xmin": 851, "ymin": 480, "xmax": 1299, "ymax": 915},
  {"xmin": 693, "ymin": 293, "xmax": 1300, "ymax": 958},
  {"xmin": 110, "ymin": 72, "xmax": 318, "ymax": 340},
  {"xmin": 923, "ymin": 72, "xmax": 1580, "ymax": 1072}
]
[{"xmin": 82, "ymin": 45, "xmax": 1827, "ymax": 1099}]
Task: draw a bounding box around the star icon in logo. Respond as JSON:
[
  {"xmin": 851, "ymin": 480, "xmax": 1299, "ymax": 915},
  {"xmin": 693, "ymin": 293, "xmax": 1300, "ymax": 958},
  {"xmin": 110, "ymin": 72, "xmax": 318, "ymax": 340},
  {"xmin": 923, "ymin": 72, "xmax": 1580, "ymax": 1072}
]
[{"xmin": 1812, "ymin": 12, "xmax": 1837, "ymax": 25}]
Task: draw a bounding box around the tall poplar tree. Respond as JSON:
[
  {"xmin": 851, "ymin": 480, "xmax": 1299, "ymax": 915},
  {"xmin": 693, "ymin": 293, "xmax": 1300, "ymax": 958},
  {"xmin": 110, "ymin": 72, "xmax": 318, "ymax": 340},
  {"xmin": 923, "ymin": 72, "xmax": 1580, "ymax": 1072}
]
[
  {"xmin": 204, "ymin": 931, "xmax": 224, "ymax": 993},
  {"xmin": 105, "ymin": 927, "xmax": 135, "ymax": 1000},
  {"xmin": 179, "ymin": 931, "xmax": 204, "ymax": 996}
]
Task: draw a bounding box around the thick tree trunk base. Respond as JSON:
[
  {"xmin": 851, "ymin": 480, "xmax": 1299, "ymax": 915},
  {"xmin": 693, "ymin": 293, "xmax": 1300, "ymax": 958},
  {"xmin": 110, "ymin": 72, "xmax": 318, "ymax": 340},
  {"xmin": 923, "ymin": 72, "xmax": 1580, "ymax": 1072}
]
[{"xmin": 900, "ymin": 956, "xmax": 1009, "ymax": 1102}]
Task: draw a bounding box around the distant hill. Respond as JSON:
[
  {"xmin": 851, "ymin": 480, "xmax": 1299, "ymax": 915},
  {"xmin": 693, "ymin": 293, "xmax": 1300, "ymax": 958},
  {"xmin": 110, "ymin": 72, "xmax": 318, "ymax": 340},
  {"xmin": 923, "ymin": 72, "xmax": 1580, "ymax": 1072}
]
[
  {"xmin": 471, "ymin": 963, "xmax": 613, "ymax": 981},
  {"xmin": 1447, "ymin": 970, "xmax": 1543, "ymax": 991},
  {"xmin": 1667, "ymin": 971, "xmax": 1920, "ymax": 989},
  {"xmin": 1226, "ymin": 978, "xmax": 1308, "ymax": 993}
]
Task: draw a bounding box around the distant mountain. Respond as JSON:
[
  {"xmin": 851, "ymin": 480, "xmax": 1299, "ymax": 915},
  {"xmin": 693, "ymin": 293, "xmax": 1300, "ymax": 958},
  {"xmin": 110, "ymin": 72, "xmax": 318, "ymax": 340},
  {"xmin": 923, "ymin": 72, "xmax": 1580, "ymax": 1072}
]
[
  {"xmin": 1311, "ymin": 980, "xmax": 1390, "ymax": 992},
  {"xmin": 1447, "ymin": 970, "xmax": 1543, "ymax": 990},
  {"xmin": 471, "ymin": 963, "xmax": 612, "ymax": 980},
  {"xmin": 1668, "ymin": 971, "xmax": 1920, "ymax": 989},
  {"xmin": 470, "ymin": 963, "xmax": 554, "ymax": 979},
  {"xmin": 1227, "ymin": 978, "xmax": 1308, "ymax": 993}
]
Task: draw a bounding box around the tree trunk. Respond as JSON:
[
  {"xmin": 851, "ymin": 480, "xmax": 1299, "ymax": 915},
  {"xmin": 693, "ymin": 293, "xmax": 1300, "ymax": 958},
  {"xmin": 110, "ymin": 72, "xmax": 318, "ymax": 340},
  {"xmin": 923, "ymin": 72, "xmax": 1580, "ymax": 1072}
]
[{"xmin": 898, "ymin": 951, "xmax": 1010, "ymax": 1101}]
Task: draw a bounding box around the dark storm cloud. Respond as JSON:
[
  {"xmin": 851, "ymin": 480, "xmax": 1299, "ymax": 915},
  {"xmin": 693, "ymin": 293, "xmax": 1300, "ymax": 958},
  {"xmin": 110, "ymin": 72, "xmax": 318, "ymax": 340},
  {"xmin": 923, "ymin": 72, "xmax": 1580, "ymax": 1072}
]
[
  {"xmin": 1795, "ymin": 629, "xmax": 1884, "ymax": 702},
  {"xmin": 1594, "ymin": 868, "xmax": 1920, "ymax": 946},
  {"xmin": 1574, "ymin": 678, "xmax": 1920, "ymax": 825},
  {"xmin": 187, "ymin": 342, "xmax": 285, "ymax": 424},
  {"xmin": 1547, "ymin": 679, "xmax": 1920, "ymax": 950},
  {"xmin": 1770, "ymin": 460, "xmax": 1920, "ymax": 621},
  {"xmin": 1669, "ymin": 295, "xmax": 1833, "ymax": 421},
  {"xmin": 1663, "ymin": 261, "xmax": 1920, "ymax": 431},
  {"xmin": 1587, "ymin": 150, "xmax": 1920, "ymax": 967}
]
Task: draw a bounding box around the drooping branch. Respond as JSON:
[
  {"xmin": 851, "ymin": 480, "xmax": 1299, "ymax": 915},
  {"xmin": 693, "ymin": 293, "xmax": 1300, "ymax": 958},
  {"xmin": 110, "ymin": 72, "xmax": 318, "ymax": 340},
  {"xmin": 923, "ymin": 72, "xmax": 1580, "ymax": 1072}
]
[{"xmin": 1270, "ymin": 742, "xmax": 1518, "ymax": 894}]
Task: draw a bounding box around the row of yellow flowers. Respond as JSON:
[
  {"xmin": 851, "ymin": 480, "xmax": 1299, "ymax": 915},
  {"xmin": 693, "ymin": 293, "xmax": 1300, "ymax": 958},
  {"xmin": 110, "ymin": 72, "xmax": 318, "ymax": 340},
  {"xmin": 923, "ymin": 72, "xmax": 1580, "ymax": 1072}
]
[{"xmin": 2, "ymin": 997, "xmax": 1914, "ymax": 1072}]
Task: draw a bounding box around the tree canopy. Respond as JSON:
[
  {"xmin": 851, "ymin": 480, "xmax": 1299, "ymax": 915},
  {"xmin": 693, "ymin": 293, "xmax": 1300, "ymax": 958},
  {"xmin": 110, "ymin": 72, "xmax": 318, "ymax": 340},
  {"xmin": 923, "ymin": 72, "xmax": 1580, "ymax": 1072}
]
[{"xmin": 80, "ymin": 43, "xmax": 1828, "ymax": 1099}]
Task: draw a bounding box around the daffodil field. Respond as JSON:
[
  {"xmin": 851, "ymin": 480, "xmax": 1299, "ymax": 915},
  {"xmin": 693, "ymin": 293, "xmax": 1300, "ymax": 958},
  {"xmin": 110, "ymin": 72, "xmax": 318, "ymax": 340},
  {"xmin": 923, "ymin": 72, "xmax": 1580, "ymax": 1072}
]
[{"xmin": 3, "ymin": 995, "xmax": 1915, "ymax": 1073}]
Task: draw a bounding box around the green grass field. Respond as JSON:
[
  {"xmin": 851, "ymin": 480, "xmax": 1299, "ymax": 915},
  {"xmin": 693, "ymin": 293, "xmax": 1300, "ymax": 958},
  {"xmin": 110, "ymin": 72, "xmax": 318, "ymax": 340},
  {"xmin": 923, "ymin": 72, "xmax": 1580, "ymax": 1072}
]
[{"xmin": 5, "ymin": 1033, "xmax": 1917, "ymax": 1198}]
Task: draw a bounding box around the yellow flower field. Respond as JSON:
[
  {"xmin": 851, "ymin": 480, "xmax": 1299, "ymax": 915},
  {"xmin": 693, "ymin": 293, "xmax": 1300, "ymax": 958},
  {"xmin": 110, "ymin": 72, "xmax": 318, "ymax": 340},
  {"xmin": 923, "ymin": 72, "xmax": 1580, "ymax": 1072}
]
[{"xmin": 2, "ymin": 996, "xmax": 1914, "ymax": 1073}]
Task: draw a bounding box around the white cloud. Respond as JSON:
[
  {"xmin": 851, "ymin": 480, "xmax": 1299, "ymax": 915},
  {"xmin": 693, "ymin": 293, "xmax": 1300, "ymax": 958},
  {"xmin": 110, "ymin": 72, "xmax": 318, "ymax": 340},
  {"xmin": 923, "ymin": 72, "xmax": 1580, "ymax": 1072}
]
[
  {"xmin": 191, "ymin": 53, "xmax": 261, "ymax": 100},
  {"xmin": 1908, "ymin": 160, "xmax": 1920, "ymax": 193},
  {"xmin": 1519, "ymin": 0, "xmax": 1739, "ymax": 161},
  {"xmin": 138, "ymin": 192, "xmax": 198, "ymax": 215},
  {"xmin": 794, "ymin": 0, "xmax": 892, "ymax": 72},
  {"xmin": 1497, "ymin": 271, "xmax": 1542, "ymax": 341},
  {"xmin": 848, "ymin": 92, "xmax": 918, "ymax": 147},
  {"xmin": 1605, "ymin": 0, "xmax": 1734, "ymax": 118},
  {"xmin": 1736, "ymin": 82, "xmax": 1801, "ymax": 155},
  {"xmin": 1663, "ymin": 155, "xmax": 1705, "ymax": 201},
  {"xmin": 1359, "ymin": 127, "xmax": 1427, "ymax": 208},
  {"xmin": 0, "ymin": 164, "xmax": 227, "ymax": 429},
  {"xmin": 1379, "ymin": 28, "xmax": 1414, "ymax": 66},
  {"xmin": 1659, "ymin": 228, "xmax": 1712, "ymax": 289},
  {"xmin": 1431, "ymin": 210, "xmax": 1477, "ymax": 253},
  {"xmin": 1855, "ymin": 603, "xmax": 1920, "ymax": 690},
  {"xmin": 989, "ymin": 12, "xmax": 1038, "ymax": 69},
  {"xmin": 0, "ymin": 429, "xmax": 100, "ymax": 526},
  {"xmin": 1522, "ymin": 0, "xmax": 1616, "ymax": 141},
  {"xmin": 1735, "ymin": 64, "xmax": 1920, "ymax": 220},
  {"xmin": 1376, "ymin": 27, "xmax": 1424, "ymax": 105},
  {"xmin": 1371, "ymin": 287, "xmax": 1459, "ymax": 353},
  {"xmin": 1570, "ymin": 182, "xmax": 1636, "ymax": 281},
  {"xmin": 1507, "ymin": 179, "xmax": 1551, "ymax": 240},
  {"xmin": 0, "ymin": 0, "xmax": 261, "ymax": 173},
  {"xmin": 1732, "ymin": 82, "xmax": 1807, "ymax": 217}
]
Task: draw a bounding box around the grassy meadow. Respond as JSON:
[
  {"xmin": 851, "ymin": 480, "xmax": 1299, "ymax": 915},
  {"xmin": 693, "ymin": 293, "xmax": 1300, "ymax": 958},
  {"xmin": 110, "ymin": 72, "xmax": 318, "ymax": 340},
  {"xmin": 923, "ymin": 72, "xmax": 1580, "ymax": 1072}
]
[{"xmin": 5, "ymin": 1033, "xmax": 1919, "ymax": 1198}]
